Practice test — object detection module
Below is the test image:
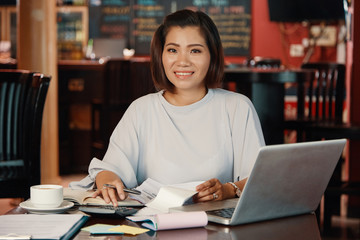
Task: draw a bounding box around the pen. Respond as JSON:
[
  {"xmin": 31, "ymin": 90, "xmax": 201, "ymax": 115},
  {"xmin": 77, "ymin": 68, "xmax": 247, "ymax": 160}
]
[{"xmin": 103, "ymin": 183, "xmax": 141, "ymax": 195}]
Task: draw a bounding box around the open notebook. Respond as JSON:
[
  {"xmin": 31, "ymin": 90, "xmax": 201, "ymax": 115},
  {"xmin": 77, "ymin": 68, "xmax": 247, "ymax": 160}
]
[{"xmin": 170, "ymin": 139, "xmax": 346, "ymax": 225}]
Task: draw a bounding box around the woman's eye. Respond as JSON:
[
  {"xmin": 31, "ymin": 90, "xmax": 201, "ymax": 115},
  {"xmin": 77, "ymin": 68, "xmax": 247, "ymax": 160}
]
[
  {"xmin": 191, "ymin": 49, "xmax": 201, "ymax": 53},
  {"xmin": 167, "ymin": 48, "xmax": 177, "ymax": 53}
]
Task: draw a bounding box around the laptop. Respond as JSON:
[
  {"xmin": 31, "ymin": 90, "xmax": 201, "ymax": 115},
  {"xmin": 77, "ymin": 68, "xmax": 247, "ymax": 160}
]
[
  {"xmin": 92, "ymin": 38, "xmax": 126, "ymax": 58},
  {"xmin": 170, "ymin": 139, "xmax": 346, "ymax": 225}
]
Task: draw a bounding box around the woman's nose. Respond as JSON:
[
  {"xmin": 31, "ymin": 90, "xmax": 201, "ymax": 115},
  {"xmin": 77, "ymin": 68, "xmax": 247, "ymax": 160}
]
[{"xmin": 176, "ymin": 52, "xmax": 190, "ymax": 66}]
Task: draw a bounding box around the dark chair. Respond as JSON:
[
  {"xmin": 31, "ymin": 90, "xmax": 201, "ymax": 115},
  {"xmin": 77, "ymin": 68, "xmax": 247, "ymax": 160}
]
[
  {"xmin": 91, "ymin": 58, "xmax": 156, "ymax": 160},
  {"xmin": 290, "ymin": 63, "xmax": 360, "ymax": 231},
  {"xmin": 0, "ymin": 71, "xmax": 50, "ymax": 199},
  {"xmin": 284, "ymin": 63, "xmax": 346, "ymax": 142},
  {"xmin": 91, "ymin": 59, "xmax": 133, "ymax": 160}
]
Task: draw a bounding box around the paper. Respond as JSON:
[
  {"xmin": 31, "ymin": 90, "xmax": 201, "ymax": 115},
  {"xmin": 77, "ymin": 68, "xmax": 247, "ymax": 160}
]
[
  {"xmin": 127, "ymin": 211, "xmax": 208, "ymax": 231},
  {"xmin": 0, "ymin": 214, "xmax": 86, "ymax": 239},
  {"xmin": 131, "ymin": 178, "xmax": 203, "ymax": 206},
  {"xmin": 109, "ymin": 225, "xmax": 150, "ymax": 235},
  {"xmin": 63, "ymin": 188, "xmax": 143, "ymax": 206},
  {"xmin": 81, "ymin": 224, "xmax": 123, "ymax": 235},
  {"xmin": 146, "ymin": 186, "xmax": 198, "ymax": 213},
  {"xmin": 81, "ymin": 223, "xmax": 148, "ymax": 235},
  {"xmin": 130, "ymin": 178, "xmax": 203, "ymax": 213},
  {"xmin": 130, "ymin": 178, "xmax": 164, "ymax": 204}
]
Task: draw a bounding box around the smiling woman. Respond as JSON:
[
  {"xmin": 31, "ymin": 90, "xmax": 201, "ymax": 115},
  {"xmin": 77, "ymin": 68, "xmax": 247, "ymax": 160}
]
[
  {"xmin": 161, "ymin": 26, "xmax": 211, "ymax": 106},
  {"xmin": 151, "ymin": 10, "xmax": 224, "ymax": 95},
  {"xmin": 70, "ymin": 9, "xmax": 265, "ymax": 207}
]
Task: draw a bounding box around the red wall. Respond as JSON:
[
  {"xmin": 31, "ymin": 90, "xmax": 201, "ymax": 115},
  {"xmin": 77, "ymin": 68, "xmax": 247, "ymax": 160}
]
[{"xmin": 248, "ymin": 0, "xmax": 338, "ymax": 68}]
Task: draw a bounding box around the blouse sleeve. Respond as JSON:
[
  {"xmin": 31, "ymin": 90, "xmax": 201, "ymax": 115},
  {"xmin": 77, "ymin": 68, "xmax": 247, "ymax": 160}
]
[{"xmin": 229, "ymin": 94, "xmax": 265, "ymax": 182}]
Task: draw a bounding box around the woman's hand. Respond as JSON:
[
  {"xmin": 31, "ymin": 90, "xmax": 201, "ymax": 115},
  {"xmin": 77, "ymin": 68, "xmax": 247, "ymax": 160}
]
[
  {"xmin": 92, "ymin": 170, "xmax": 127, "ymax": 206},
  {"xmin": 194, "ymin": 178, "xmax": 234, "ymax": 202}
]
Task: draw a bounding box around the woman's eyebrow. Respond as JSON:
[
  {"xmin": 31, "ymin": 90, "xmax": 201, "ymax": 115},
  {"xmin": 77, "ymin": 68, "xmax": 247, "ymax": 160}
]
[{"xmin": 164, "ymin": 42, "xmax": 205, "ymax": 48}]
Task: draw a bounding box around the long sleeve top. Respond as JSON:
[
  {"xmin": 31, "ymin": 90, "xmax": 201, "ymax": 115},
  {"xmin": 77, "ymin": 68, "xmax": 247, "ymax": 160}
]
[{"xmin": 70, "ymin": 88, "xmax": 265, "ymax": 189}]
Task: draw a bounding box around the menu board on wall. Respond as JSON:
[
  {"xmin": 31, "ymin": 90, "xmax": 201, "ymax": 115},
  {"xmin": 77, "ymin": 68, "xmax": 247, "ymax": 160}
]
[
  {"xmin": 89, "ymin": 0, "xmax": 131, "ymax": 44},
  {"xmin": 132, "ymin": 0, "xmax": 171, "ymax": 55},
  {"xmin": 88, "ymin": 0, "xmax": 250, "ymax": 56},
  {"xmin": 178, "ymin": 0, "xmax": 251, "ymax": 56}
]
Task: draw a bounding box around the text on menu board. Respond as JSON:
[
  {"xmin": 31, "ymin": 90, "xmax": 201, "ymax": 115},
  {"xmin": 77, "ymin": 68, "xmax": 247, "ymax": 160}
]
[{"xmin": 89, "ymin": 0, "xmax": 250, "ymax": 56}]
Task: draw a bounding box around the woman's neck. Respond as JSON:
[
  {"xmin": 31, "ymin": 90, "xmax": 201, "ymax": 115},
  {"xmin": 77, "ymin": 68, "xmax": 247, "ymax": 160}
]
[{"xmin": 163, "ymin": 88, "xmax": 208, "ymax": 106}]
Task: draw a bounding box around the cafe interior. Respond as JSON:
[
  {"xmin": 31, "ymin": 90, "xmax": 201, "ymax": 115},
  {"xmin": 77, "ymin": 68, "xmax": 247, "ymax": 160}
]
[{"xmin": 0, "ymin": 0, "xmax": 359, "ymax": 238}]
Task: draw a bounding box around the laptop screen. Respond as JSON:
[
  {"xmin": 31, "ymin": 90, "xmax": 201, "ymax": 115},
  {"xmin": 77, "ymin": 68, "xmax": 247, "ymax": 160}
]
[{"xmin": 92, "ymin": 38, "xmax": 126, "ymax": 58}]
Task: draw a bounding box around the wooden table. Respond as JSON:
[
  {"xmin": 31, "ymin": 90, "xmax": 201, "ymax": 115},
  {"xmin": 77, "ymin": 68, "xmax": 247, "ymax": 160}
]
[
  {"xmin": 6, "ymin": 206, "xmax": 321, "ymax": 239},
  {"xmin": 224, "ymin": 68, "xmax": 315, "ymax": 145}
]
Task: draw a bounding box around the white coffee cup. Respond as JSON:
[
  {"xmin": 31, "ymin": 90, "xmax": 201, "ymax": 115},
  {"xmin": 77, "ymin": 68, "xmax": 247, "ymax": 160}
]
[{"xmin": 30, "ymin": 184, "xmax": 63, "ymax": 208}]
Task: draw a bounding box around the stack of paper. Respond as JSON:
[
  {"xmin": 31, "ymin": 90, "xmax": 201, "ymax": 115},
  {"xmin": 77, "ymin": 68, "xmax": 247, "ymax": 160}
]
[
  {"xmin": 127, "ymin": 211, "xmax": 208, "ymax": 231},
  {"xmin": 0, "ymin": 214, "xmax": 88, "ymax": 240}
]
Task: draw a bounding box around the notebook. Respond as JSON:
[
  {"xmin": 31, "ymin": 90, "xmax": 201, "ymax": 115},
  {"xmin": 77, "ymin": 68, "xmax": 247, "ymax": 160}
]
[{"xmin": 170, "ymin": 139, "xmax": 346, "ymax": 225}]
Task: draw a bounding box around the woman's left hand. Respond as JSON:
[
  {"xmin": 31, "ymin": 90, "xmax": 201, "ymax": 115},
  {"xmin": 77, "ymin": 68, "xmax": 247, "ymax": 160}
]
[{"xmin": 194, "ymin": 178, "xmax": 232, "ymax": 202}]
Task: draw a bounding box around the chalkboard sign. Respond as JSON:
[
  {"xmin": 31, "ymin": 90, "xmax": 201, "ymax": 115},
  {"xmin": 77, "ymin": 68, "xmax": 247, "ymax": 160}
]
[
  {"xmin": 89, "ymin": 0, "xmax": 250, "ymax": 56},
  {"xmin": 89, "ymin": 0, "xmax": 131, "ymax": 45},
  {"xmin": 178, "ymin": 0, "xmax": 251, "ymax": 56},
  {"xmin": 132, "ymin": 0, "xmax": 172, "ymax": 55}
]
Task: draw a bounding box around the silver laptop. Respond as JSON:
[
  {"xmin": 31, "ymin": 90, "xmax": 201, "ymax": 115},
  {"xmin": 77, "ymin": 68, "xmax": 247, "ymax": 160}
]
[
  {"xmin": 170, "ymin": 139, "xmax": 346, "ymax": 225},
  {"xmin": 92, "ymin": 38, "xmax": 126, "ymax": 58}
]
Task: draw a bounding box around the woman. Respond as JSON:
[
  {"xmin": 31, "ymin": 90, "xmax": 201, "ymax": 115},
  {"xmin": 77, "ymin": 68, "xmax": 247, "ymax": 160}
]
[{"xmin": 70, "ymin": 9, "xmax": 265, "ymax": 206}]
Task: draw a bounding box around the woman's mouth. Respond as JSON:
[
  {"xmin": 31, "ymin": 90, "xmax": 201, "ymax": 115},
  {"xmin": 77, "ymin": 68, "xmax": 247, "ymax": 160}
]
[{"xmin": 174, "ymin": 71, "xmax": 194, "ymax": 78}]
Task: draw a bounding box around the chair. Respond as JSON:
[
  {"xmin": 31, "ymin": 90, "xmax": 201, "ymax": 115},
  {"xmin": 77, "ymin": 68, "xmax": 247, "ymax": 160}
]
[
  {"xmin": 91, "ymin": 58, "xmax": 156, "ymax": 159},
  {"xmin": 290, "ymin": 63, "xmax": 360, "ymax": 231},
  {"xmin": 284, "ymin": 62, "xmax": 346, "ymax": 142},
  {"xmin": 0, "ymin": 71, "xmax": 51, "ymax": 199},
  {"xmin": 91, "ymin": 59, "xmax": 133, "ymax": 160}
]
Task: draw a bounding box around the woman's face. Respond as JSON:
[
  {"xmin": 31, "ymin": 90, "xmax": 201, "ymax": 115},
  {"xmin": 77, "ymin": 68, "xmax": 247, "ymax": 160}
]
[{"xmin": 162, "ymin": 26, "xmax": 210, "ymax": 93}]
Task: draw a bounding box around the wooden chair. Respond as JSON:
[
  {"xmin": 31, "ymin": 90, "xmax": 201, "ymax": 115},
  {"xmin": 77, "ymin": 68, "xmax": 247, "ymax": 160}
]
[
  {"xmin": 290, "ymin": 63, "xmax": 360, "ymax": 231},
  {"xmin": 284, "ymin": 62, "xmax": 346, "ymax": 142},
  {"xmin": 91, "ymin": 58, "xmax": 155, "ymax": 159},
  {"xmin": 91, "ymin": 59, "xmax": 132, "ymax": 160},
  {"xmin": 0, "ymin": 71, "xmax": 50, "ymax": 199}
]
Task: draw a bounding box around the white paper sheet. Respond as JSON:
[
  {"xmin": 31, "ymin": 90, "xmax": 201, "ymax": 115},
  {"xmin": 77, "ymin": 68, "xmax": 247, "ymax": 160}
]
[
  {"xmin": 146, "ymin": 186, "xmax": 198, "ymax": 213},
  {"xmin": 0, "ymin": 214, "xmax": 84, "ymax": 239}
]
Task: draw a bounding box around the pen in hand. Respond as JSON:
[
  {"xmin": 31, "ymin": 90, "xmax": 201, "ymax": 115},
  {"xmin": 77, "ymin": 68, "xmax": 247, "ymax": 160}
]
[{"xmin": 103, "ymin": 183, "xmax": 141, "ymax": 195}]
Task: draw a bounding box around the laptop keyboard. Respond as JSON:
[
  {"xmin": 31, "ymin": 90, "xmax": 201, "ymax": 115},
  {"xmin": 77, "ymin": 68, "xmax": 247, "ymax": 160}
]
[{"xmin": 206, "ymin": 207, "xmax": 235, "ymax": 218}]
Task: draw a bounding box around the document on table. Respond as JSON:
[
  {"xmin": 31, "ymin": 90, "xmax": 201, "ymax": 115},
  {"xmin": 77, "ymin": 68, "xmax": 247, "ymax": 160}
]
[
  {"xmin": 131, "ymin": 178, "xmax": 203, "ymax": 215},
  {"xmin": 0, "ymin": 214, "xmax": 88, "ymax": 240}
]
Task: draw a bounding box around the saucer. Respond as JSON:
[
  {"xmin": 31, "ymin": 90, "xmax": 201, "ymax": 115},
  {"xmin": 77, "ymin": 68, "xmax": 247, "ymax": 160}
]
[{"xmin": 19, "ymin": 200, "xmax": 74, "ymax": 214}]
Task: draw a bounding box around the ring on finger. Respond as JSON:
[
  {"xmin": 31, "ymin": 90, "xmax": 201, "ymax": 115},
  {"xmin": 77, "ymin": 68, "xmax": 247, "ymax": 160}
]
[
  {"xmin": 102, "ymin": 184, "xmax": 113, "ymax": 190},
  {"xmin": 213, "ymin": 193, "xmax": 219, "ymax": 200}
]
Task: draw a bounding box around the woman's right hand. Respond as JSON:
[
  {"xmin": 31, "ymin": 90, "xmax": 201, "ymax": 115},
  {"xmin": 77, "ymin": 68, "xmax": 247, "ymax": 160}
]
[{"xmin": 93, "ymin": 170, "xmax": 127, "ymax": 206}]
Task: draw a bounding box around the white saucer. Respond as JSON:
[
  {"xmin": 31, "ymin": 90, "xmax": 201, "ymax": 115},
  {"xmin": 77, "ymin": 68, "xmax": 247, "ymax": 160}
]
[{"xmin": 19, "ymin": 200, "xmax": 74, "ymax": 214}]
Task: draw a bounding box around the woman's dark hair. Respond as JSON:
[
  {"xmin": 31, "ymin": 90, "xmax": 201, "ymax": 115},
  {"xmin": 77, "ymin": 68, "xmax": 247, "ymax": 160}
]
[{"xmin": 150, "ymin": 9, "xmax": 224, "ymax": 92}]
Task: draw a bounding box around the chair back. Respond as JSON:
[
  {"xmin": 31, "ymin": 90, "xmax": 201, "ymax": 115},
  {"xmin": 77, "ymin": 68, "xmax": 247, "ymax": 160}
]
[
  {"xmin": 0, "ymin": 70, "xmax": 32, "ymax": 162},
  {"xmin": 301, "ymin": 63, "xmax": 345, "ymax": 124},
  {"xmin": 0, "ymin": 71, "xmax": 51, "ymax": 198},
  {"xmin": 103, "ymin": 59, "xmax": 131, "ymax": 105},
  {"xmin": 91, "ymin": 58, "xmax": 155, "ymax": 160},
  {"xmin": 23, "ymin": 74, "xmax": 51, "ymax": 188}
]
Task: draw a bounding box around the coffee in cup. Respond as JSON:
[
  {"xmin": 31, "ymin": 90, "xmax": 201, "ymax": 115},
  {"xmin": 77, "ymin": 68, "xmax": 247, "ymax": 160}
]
[{"xmin": 30, "ymin": 184, "xmax": 63, "ymax": 208}]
